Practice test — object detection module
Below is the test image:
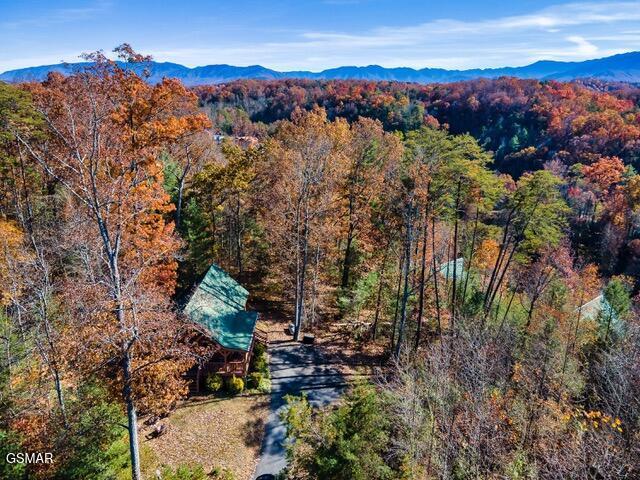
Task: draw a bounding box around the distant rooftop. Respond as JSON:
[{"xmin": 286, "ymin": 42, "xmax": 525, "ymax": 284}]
[
  {"xmin": 184, "ymin": 264, "xmax": 258, "ymax": 352},
  {"xmin": 577, "ymin": 293, "xmax": 624, "ymax": 338},
  {"xmin": 439, "ymin": 257, "xmax": 465, "ymax": 280},
  {"xmin": 578, "ymin": 294, "xmax": 616, "ymax": 322}
]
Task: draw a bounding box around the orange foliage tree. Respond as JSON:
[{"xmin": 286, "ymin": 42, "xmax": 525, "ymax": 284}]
[
  {"xmin": 15, "ymin": 45, "xmax": 210, "ymax": 479},
  {"xmin": 259, "ymin": 107, "xmax": 350, "ymax": 339}
]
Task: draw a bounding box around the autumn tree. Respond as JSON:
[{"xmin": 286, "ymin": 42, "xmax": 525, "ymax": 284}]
[
  {"xmin": 260, "ymin": 107, "xmax": 349, "ymax": 340},
  {"xmin": 186, "ymin": 140, "xmax": 258, "ymax": 282},
  {"xmin": 337, "ymin": 117, "xmax": 399, "ymax": 291},
  {"xmin": 15, "ymin": 45, "xmax": 209, "ymax": 479},
  {"xmin": 390, "ymin": 127, "xmax": 501, "ymax": 351},
  {"xmin": 484, "ymin": 170, "xmax": 568, "ymax": 313},
  {"xmin": 164, "ymin": 130, "xmax": 213, "ymax": 231}
]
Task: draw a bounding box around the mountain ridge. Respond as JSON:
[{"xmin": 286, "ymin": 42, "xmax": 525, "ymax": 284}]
[{"xmin": 2, "ymin": 51, "xmax": 640, "ymax": 85}]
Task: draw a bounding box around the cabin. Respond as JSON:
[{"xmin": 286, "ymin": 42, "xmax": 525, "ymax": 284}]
[
  {"xmin": 184, "ymin": 264, "xmax": 266, "ymax": 392},
  {"xmin": 438, "ymin": 257, "xmax": 465, "ymax": 280}
]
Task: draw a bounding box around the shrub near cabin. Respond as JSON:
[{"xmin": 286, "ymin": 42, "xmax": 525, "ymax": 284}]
[{"xmin": 6, "ymin": 452, "xmax": 53, "ymax": 464}]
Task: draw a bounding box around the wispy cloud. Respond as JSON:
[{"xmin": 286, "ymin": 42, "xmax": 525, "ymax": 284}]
[
  {"xmin": 2, "ymin": 1, "xmax": 640, "ymax": 72},
  {"xmin": 143, "ymin": 2, "xmax": 640, "ymax": 70},
  {"xmin": 566, "ymin": 35, "xmax": 599, "ymax": 56},
  {"xmin": 295, "ymin": 1, "xmax": 640, "ymax": 51},
  {"xmin": 2, "ymin": 1, "xmax": 112, "ymax": 29}
]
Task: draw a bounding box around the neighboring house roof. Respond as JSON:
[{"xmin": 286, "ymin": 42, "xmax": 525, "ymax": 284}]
[
  {"xmin": 577, "ymin": 293, "xmax": 624, "ymax": 336},
  {"xmin": 577, "ymin": 294, "xmax": 616, "ymax": 321},
  {"xmin": 439, "ymin": 257, "xmax": 465, "ymax": 280},
  {"xmin": 184, "ymin": 264, "xmax": 258, "ymax": 352}
]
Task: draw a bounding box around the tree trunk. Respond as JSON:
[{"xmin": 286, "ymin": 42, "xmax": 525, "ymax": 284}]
[
  {"xmin": 525, "ymin": 295, "xmax": 539, "ymax": 331},
  {"xmin": 235, "ymin": 193, "xmax": 242, "ymax": 274},
  {"xmin": 493, "ymin": 288, "xmax": 504, "ymax": 322},
  {"xmin": 394, "ymin": 204, "xmax": 413, "ymax": 357},
  {"xmin": 123, "ymin": 351, "xmax": 142, "ymax": 480},
  {"xmin": 341, "ymin": 196, "xmax": 356, "ymax": 290},
  {"xmin": 294, "ymin": 208, "xmax": 309, "ymax": 342},
  {"xmin": 487, "ymin": 243, "xmax": 517, "ymax": 313},
  {"xmin": 390, "ymin": 249, "xmax": 404, "ymax": 352},
  {"xmin": 210, "ymin": 197, "xmax": 217, "ymax": 263},
  {"xmin": 487, "ymin": 199, "xmax": 541, "ymax": 311},
  {"xmin": 293, "ymin": 200, "xmax": 302, "ymax": 341},
  {"xmin": 462, "ymin": 207, "xmax": 479, "ymax": 304},
  {"xmin": 33, "ymin": 243, "xmax": 69, "ymax": 428},
  {"xmin": 484, "ymin": 210, "xmax": 514, "ymax": 308},
  {"xmin": 175, "ymin": 145, "xmax": 192, "ymax": 231},
  {"xmin": 103, "ymin": 215, "xmax": 142, "ymax": 480},
  {"xmin": 450, "ymin": 180, "xmax": 461, "ymax": 326},
  {"xmin": 497, "ymin": 284, "xmax": 518, "ymax": 333},
  {"xmin": 431, "ymin": 216, "xmax": 442, "ymax": 335},
  {"xmin": 227, "ymin": 215, "xmax": 233, "ymax": 268},
  {"xmin": 53, "ymin": 369, "xmax": 68, "ymax": 428},
  {"xmin": 43, "ymin": 311, "xmax": 69, "ymax": 428},
  {"xmin": 309, "ymin": 244, "xmax": 321, "ymax": 328},
  {"xmin": 415, "ymin": 207, "xmax": 429, "ymax": 351},
  {"xmin": 372, "ymin": 240, "xmax": 390, "ymax": 340},
  {"xmin": 176, "ymin": 173, "xmax": 186, "ymax": 231},
  {"xmin": 411, "ymin": 218, "xmax": 421, "ymax": 288}
]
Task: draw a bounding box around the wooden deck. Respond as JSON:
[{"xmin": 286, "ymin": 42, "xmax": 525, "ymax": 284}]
[{"xmin": 204, "ymin": 360, "xmax": 247, "ymax": 376}]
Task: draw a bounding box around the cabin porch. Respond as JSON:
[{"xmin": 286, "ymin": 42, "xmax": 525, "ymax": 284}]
[{"xmin": 186, "ymin": 327, "xmax": 268, "ymax": 393}]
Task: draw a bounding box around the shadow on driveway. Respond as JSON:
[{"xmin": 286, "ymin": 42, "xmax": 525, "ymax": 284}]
[{"xmin": 253, "ymin": 342, "xmax": 346, "ymax": 478}]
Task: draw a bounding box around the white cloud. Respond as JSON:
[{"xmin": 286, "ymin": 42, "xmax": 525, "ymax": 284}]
[
  {"xmin": 2, "ymin": 1, "xmax": 640, "ymax": 72},
  {"xmin": 566, "ymin": 35, "xmax": 600, "ymax": 56},
  {"xmin": 208, "ymin": 1, "xmax": 640, "ymax": 69},
  {"xmin": 294, "ymin": 1, "xmax": 640, "ymax": 50}
]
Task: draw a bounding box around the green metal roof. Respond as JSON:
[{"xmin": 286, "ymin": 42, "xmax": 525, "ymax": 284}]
[
  {"xmin": 577, "ymin": 293, "xmax": 623, "ymax": 337},
  {"xmin": 438, "ymin": 258, "xmax": 465, "ymax": 280},
  {"xmin": 184, "ymin": 264, "xmax": 257, "ymax": 352},
  {"xmin": 578, "ymin": 294, "xmax": 613, "ymax": 321}
]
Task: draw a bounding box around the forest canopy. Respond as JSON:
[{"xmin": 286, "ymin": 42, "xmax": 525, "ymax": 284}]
[
  {"xmin": 197, "ymin": 77, "xmax": 640, "ymax": 177},
  {"xmin": 1, "ymin": 47, "xmax": 639, "ymax": 480}
]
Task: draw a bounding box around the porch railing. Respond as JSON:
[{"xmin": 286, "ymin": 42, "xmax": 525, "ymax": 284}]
[{"xmin": 203, "ymin": 360, "xmax": 247, "ymax": 376}]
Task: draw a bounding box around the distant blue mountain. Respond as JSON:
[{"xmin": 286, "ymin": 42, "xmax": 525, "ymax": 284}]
[{"xmin": 2, "ymin": 51, "xmax": 639, "ymax": 85}]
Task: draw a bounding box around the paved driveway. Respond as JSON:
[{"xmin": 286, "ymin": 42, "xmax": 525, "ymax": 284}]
[{"xmin": 253, "ymin": 341, "xmax": 346, "ymax": 478}]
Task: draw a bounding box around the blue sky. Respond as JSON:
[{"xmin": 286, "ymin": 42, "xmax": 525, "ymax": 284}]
[{"xmin": 1, "ymin": 0, "xmax": 640, "ymax": 72}]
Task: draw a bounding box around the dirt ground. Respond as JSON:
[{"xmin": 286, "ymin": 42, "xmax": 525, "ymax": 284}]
[
  {"xmin": 253, "ymin": 291, "xmax": 386, "ymax": 378},
  {"xmin": 140, "ymin": 393, "xmax": 269, "ymax": 479}
]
